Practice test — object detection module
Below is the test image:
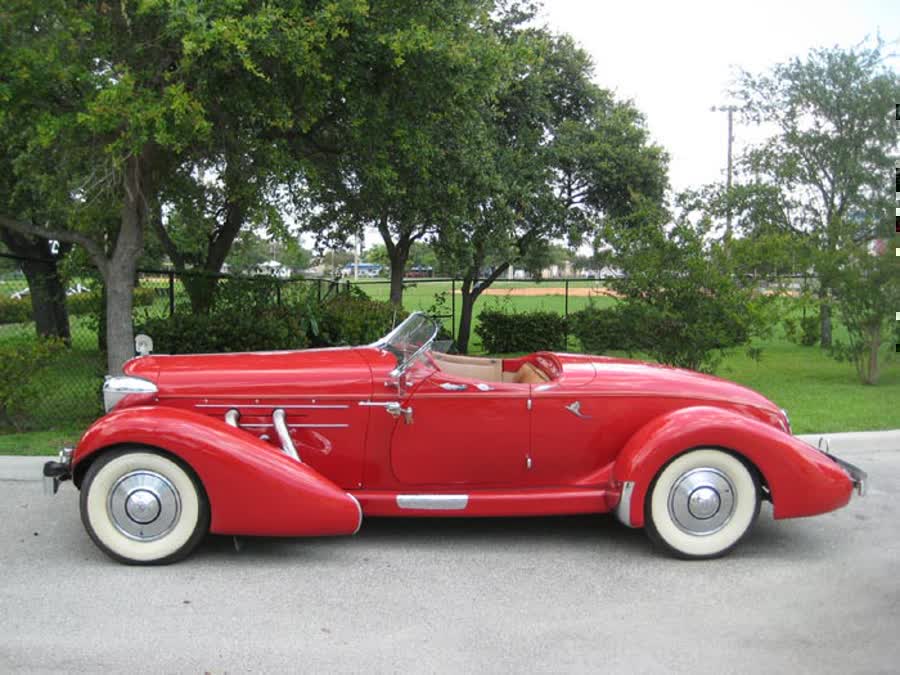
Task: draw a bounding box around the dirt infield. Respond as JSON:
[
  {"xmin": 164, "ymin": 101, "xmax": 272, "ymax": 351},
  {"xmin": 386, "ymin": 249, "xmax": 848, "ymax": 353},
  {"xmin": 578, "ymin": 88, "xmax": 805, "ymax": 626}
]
[{"xmin": 460, "ymin": 285, "xmax": 623, "ymax": 298}]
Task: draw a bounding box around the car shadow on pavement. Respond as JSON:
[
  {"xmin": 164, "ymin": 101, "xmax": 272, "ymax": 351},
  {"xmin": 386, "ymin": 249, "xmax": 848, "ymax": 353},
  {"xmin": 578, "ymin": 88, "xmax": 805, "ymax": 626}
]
[{"xmin": 189, "ymin": 504, "xmax": 825, "ymax": 564}]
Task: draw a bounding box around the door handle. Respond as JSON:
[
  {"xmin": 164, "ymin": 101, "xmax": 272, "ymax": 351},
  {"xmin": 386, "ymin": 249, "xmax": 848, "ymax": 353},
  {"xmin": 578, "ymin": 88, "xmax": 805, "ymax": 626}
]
[
  {"xmin": 359, "ymin": 400, "xmax": 413, "ymax": 424},
  {"xmin": 439, "ymin": 382, "xmax": 468, "ymax": 391}
]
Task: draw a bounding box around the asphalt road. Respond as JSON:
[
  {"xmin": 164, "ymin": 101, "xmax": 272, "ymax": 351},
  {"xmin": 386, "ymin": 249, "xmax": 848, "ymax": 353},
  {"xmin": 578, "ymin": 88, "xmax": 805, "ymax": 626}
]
[{"xmin": 1, "ymin": 446, "xmax": 897, "ymax": 673}]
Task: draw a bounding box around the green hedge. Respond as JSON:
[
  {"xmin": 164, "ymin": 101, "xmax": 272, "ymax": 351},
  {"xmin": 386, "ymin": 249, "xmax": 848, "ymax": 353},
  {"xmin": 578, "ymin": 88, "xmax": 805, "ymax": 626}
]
[
  {"xmin": 315, "ymin": 293, "xmax": 407, "ymax": 346},
  {"xmin": 138, "ymin": 307, "xmax": 308, "ymax": 354},
  {"xmin": 0, "ymin": 296, "xmax": 32, "ymax": 324},
  {"xmin": 0, "ymin": 338, "xmax": 64, "ymax": 430},
  {"xmin": 474, "ymin": 309, "xmax": 567, "ymax": 353},
  {"xmin": 0, "ymin": 286, "xmax": 156, "ymax": 325}
]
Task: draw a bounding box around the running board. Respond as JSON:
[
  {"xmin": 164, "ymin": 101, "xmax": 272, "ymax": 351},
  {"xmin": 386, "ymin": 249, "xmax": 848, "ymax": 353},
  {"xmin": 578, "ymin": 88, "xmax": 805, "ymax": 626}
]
[{"xmin": 353, "ymin": 487, "xmax": 616, "ymax": 517}]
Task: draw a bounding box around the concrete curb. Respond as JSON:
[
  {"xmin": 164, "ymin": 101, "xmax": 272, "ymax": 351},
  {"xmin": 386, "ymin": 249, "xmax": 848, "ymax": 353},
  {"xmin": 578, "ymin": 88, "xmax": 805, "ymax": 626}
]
[{"xmin": 1, "ymin": 429, "xmax": 897, "ymax": 482}]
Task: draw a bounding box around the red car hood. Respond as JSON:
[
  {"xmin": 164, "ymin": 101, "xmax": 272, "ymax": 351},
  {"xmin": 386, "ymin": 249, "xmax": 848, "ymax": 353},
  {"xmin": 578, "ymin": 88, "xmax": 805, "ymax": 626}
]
[
  {"xmin": 580, "ymin": 355, "xmax": 779, "ymax": 412},
  {"xmin": 123, "ymin": 347, "xmax": 372, "ymax": 399}
]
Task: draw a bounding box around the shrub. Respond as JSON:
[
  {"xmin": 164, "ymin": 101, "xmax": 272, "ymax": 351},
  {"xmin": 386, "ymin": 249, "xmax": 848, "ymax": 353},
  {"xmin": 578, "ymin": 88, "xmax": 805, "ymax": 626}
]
[
  {"xmin": 0, "ymin": 296, "xmax": 32, "ymax": 325},
  {"xmin": 474, "ymin": 309, "xmax": 567, "ymax": 354},
  {"xmin": 138, "ymin": 308, "xmax": 308, "ymax": 354},
  {"xmin": 569, "ymin": 305, "xmax": 639, "ymax": 354},
  {"xmin": 0, "ymin": 338, "xmax": 64, "ymax": 430},
  {"xmin": 798, "ymin": 315, "xmax": 820, "ymax": 347},
  {"xmin": 137, "ymin": 278, "xmax": 307, "ymax": 354},
  {"xmin": 67, "ymin": 286, "xmax": 156, "ymax": 317},
  {"xmin": 0, "ymin": 286, "xmax": 156, "ymax": 325},
  {"xmin": 316, "ymin": 290, "xmax": 407, "ymax": 346}
]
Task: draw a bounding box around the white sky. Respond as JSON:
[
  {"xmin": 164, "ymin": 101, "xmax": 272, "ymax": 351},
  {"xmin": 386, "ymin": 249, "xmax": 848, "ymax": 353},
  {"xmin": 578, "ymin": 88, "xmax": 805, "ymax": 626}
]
[{"xmin": 540, "ymin": 0, "xmax": 900, "ymax": 193}]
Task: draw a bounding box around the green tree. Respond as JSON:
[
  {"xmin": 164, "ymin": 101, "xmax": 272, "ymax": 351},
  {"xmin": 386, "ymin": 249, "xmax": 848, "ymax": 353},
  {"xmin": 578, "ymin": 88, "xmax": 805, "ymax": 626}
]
[
  {"xmin": 735, "ymin": 40, "xmax": 899, "ymax": 349},
  {"xmin": 828, "ymin": 242, "xmax": 898, "ymax": 384},
  {"xmin": 298, "ymin": 0, "xmax": 507, "ymax": 306},
  {"xmin": 437, "ymin": 31, "xmax": 667, "ymax": 352},
  {"xmin": 596, "ymin": 196, "xmax": 776, "ymax": 373},
  {"xmin": 0, "ymin": 0, "xmax": 366, "ymax": 373}
]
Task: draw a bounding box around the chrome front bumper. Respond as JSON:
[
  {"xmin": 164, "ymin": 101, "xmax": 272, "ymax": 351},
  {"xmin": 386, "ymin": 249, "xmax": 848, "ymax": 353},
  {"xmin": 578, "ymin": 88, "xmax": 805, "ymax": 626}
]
[
  {"xmin": 817, "ymin": 438, "xmax": 867, "ymax": 497},
  {"xmin": 43, "ymin": 447, "xmax": 73, "ymax": 495}
]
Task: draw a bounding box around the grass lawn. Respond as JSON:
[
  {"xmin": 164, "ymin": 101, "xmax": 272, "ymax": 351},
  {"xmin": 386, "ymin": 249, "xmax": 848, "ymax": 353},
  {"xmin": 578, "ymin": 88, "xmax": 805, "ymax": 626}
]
[{"xmin": 0, "ymin": 427, "xmax": 84, "ymax": 456}]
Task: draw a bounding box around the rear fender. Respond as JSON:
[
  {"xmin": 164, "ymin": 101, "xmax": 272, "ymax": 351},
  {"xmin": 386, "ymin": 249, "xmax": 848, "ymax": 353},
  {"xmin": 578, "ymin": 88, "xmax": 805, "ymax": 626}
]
[
  {"xmin": 73, "ymin": 406, "xmax": 361, "ymax": 537},
  {"xmin": 612, "ymin": 406, "xmax": 852, "ymax": 528}
]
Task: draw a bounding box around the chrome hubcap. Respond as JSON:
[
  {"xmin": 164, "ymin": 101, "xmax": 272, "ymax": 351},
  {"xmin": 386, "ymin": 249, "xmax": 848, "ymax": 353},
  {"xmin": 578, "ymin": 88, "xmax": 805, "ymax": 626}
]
[
  {"xmin": 108, "ymin": 470, "xmax": 181, "ymax": 541},
  {"xmin": 668, "ymin": 468, "xmax": 735, "ymax": 535}
]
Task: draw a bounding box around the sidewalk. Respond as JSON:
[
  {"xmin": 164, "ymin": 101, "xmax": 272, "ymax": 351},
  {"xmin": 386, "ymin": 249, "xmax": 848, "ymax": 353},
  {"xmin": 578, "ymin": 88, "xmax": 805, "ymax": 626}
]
[{"xmin": 1, "ymin": 429, "xmax": 897, "ymax": 482}]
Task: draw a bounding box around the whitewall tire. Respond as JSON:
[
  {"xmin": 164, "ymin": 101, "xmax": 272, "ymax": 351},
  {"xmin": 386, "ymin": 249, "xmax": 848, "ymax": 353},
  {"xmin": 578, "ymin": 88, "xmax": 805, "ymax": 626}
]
[
  {"xmin": 645, "ymin": 448, "xmax": 760, "ymax": 559},
  {"xmin": 80, "ymin": 449, "xmax": 209, "ymax": 564}
]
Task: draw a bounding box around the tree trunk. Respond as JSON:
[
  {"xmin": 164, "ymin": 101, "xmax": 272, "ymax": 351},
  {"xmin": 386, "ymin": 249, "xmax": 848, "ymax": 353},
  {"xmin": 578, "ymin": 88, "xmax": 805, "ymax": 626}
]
[
  {"xmin": 455, "ymin": 262, "xmax": 509, "ymax": 354},
  {"xmin": 0, "ymin": 229, "xmax": 71, "ymax": 340},
  {"xmin": 104, "ymin": 155, "xmax": 147, "ymax": 374},
  {"xmin": 456, "ymin": 288, "xmax": 476, "ymax": 354},
  {"xmin": 863, "ymin": 323, "xmax": 881, "ymax": 385},
  {"xmin": 21, "ymin": 257, "xmax": 71, "ymax": 341},
  {"xmin": 387, "ymin": 241, "xmax": 411, "ymax": 306},
  {"xmin": 819, "ymin": 300, "xmax": 832, "ymax": 348}
]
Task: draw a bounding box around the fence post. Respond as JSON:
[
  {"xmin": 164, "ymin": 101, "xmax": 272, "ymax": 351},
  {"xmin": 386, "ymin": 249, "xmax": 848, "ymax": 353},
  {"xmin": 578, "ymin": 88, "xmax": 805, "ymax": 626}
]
[
  {"xmin": 317, "ymin": 278, "xmax": 322, "ymax": 303},
  {"xmin": 451, "ymin": 278, "xmax": 456, "ymax": 341},
  {"xmin": 168, "ymin": 271, "xmax": 175, "ymax": 317},
  {"xmin": 276, "ymin": 281, "xmax": 282, "ymax": 306},
  {"xmin": 564, "ymin": 279, "xmax": 569, "ymax": 347}
]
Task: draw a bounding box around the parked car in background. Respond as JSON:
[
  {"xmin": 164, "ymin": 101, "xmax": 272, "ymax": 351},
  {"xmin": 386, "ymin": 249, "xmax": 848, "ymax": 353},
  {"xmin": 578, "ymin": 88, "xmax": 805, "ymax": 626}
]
[
  {"xmin": 406, "ymin": 265, "xmax": 434, "ymax": 278},
  {"xmin": 44, "ymin": 312, "xmax": 865, "ymax": 564},
  {"xmin": 341, "ymin": 262, "xmax": 383, "ymax": 277}
]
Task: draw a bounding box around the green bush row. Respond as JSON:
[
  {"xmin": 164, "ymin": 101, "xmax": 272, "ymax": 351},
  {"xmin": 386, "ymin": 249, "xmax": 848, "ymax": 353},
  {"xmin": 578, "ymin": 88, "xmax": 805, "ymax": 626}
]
[
  {"xmin": 0, "ymin": 286, "xmax": 156, "ymax": 325},
  {"xmin": 474, "ymin": 304, "xmax": 755, "ymax": 373},
  {"xmin": 137, "ymin": 282, "xmax": 404, "ymax": 354},
  {"xmin": 0, "ymin": 338, "xmax": 65, "ymax": 431},
  {"xmin": 475, "ymin": 309, "xmax": 568, "ymax": 353}
]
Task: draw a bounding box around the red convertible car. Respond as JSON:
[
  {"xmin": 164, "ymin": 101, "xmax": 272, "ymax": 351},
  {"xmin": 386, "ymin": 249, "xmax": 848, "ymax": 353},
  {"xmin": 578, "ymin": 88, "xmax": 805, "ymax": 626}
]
[{"xmin": 44, "ymin": 312, "xmax": 865, "ymax": 564}]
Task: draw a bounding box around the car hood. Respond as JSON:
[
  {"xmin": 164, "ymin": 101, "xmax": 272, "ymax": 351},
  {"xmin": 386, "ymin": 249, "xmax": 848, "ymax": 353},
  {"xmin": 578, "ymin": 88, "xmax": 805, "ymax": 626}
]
[
  {"xmin": 581, "ymin": 355, "xmax": 779, "ymax": 411},
  {"xmin": 123, "ymin": 347, "xmax": 373, "ymax": 399}
]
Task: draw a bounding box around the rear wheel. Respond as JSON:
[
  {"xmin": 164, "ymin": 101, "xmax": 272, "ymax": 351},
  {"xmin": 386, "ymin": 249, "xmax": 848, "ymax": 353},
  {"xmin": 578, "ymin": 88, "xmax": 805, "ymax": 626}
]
[
  {"xmin": 80, "ymin": 449, "xmax": 209, "ymax": 565},
  {"xmin": 645, "ymin": 448, "xmax": 760, "ymax": 559}
]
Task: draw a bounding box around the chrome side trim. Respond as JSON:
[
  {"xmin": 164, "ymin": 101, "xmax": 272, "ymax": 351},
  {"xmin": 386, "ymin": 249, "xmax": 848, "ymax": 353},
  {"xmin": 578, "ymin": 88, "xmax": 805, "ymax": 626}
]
[
  {"xmin": 224, "ymin": 409, "xmax": 240, "ymax": 427},
  {"xmin": 195, "ymin": 403, "xmax": 349, "ymax": 410},
  {"xmin": 238, "ymin": 423, "xmax": 349, "ymax": 429},
  {"xmin": 565, "ymin": 400, "xmax": 591, "ymax": 419},
  {"xmin": 348, "ymin": 493, "xmax": 363, "ymax": 535},
  {"xmin": 616, "ymin": 481, "xmax": 636, "ymax": 528},
  {"xmin": 272, "ymin": 409, "xmax": 301, "ymax": 462},
  {"xmin": 396, "ymin": 494, "xmax": 469, "ymax": 510}
]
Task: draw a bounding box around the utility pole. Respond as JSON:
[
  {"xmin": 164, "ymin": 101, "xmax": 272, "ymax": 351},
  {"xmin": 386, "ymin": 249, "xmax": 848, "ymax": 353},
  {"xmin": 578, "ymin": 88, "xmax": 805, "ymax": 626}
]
[{"xmin": 711, "ymin": 104, "xmax": 738, "ymax": 238}]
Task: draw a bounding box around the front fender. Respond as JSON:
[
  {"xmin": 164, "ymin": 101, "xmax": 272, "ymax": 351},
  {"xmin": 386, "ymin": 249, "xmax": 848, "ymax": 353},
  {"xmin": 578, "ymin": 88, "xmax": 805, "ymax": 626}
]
[
  {"xmin": 73, "ymin": 406, "xmax": 361, "ymax": 537},
  {"xmin": 612, "ymin": 406, "xmax": 852, "ymax": 528}
]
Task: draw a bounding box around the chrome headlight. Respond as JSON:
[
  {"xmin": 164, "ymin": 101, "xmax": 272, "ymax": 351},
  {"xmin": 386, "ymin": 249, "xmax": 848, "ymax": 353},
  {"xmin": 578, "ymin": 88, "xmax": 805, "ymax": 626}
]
[{"xmin": 103, "ymin": 376, "xmax": 157, "ymax": 413}]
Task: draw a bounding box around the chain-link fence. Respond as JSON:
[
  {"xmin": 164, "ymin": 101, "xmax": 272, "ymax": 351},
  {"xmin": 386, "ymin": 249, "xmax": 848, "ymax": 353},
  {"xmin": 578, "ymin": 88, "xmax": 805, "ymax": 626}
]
[{"xmin": 1, "ymin": 250, "xmax": 815, "ymax": 432}]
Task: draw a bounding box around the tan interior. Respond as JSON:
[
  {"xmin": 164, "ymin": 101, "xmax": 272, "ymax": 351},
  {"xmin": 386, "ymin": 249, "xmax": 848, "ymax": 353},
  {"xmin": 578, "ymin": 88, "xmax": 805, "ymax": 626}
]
[{"xmin": 431, "ymin": 353, "xmax": 550, "ymax": 385}]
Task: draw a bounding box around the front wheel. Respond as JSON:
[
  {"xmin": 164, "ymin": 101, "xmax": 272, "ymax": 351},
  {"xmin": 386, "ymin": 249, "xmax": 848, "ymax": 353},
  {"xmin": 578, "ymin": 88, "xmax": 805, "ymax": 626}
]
[
  {"xmin": 645, "ymin": 448, "xmax": 760, "ymax": 559},
  {"xmin": 80, "ymin": 449, "xmax": 209, "ymax": 564}
]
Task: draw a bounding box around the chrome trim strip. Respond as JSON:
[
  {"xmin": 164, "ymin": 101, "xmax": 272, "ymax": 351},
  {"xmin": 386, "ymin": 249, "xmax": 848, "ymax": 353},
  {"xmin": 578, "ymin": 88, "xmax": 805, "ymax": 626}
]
[
  {"xmin": 272, "ymin": 409, "xmax": 301, "ymax": 462},
  {"xmin": 195, "ymin": 403, "xmax": 349, "ymax": 410},
  {"xmin": 616, "ymin": 481, "xmax": 636, "ymax": 528},
  {"xmin": 239, "ymin": 423, "xmax": 349, "ymax": 429},
  {"xmin": 396, "ymin": 494, "xmax": 469, "ymax": 510},
  {"xmin": 348, "ymin": 493, "xmax": 363, "ymax": 535}
]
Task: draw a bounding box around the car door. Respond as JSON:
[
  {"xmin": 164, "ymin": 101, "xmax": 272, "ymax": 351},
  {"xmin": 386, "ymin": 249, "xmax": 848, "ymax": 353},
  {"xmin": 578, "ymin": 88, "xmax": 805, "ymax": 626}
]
[{"xmin": 389, "ymin": 371, "xmax": 531, "ymax": 486}]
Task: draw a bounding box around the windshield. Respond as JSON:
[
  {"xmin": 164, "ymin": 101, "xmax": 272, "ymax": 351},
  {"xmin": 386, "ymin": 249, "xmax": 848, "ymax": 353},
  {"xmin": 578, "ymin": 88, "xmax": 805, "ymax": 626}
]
[{"xmin": 375, "ymin": 312, "xmax": 440, "ymax": 373}]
